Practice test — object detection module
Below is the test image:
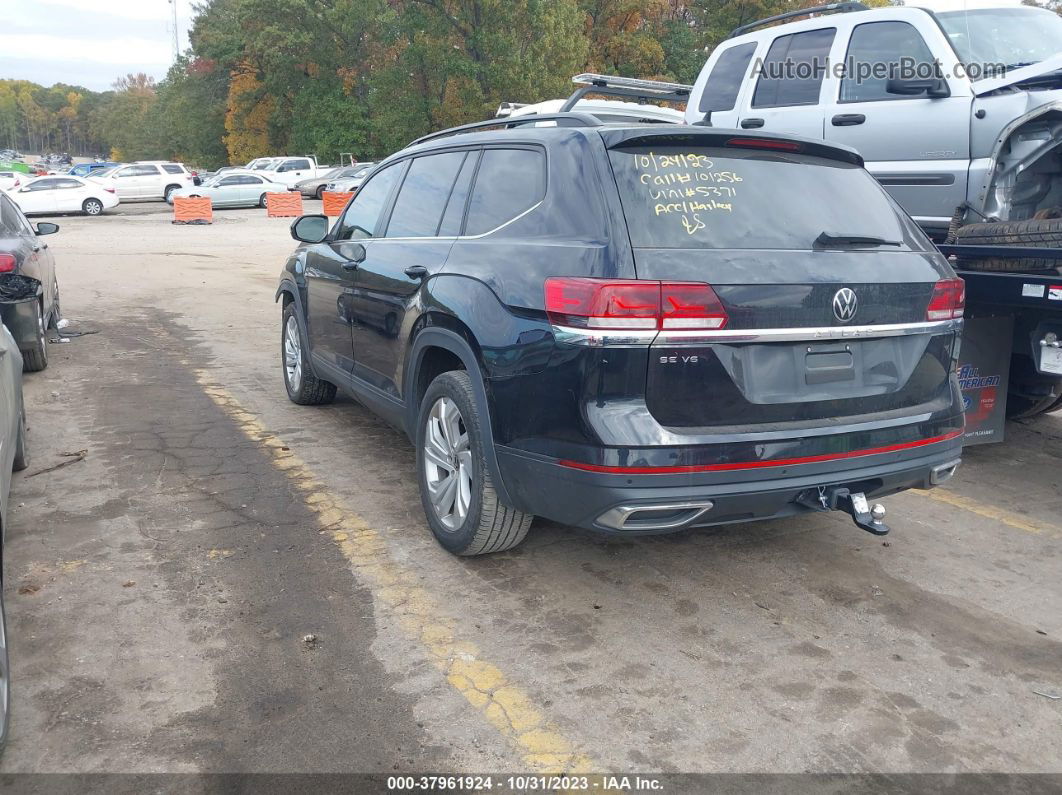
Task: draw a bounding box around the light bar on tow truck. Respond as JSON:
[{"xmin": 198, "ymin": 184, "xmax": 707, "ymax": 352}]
[{"xmin": 559, "ymin": 73, "xmax": 693, "ymax": 112}]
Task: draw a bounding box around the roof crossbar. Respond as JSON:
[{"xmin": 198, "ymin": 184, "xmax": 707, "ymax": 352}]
[
  {"xmin": 559, "ymin": 73, "xmax": 693, "ymax": 112},
  {"xmin": 727, "ymin": 2, "xmax": 868, "ymax": 39},
  {"xmin": 409, "ymin": 112, "xmax": 604, "ymax": 147}
]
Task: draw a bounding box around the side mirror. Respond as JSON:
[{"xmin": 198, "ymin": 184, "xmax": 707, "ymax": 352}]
[
  {"xmin": 885, "ymin": 77, "xmax": 950, "ymax": 98},
  {"xmin": 35, "ymin": 222, "xmax": 59, "ymax": 236},
  {"xmin": 290, "ymin": 214, "xmax": 330, "ymax": 244}
]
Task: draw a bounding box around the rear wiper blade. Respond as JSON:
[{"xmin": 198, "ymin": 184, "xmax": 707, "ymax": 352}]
[{"xmin": 815, "ymin": 232, "xmax": 901, "ymax": 248}]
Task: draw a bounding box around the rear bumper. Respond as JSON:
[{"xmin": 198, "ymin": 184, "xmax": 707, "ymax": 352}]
[
  {"xmin": 495, "ymin": 434, "xmax": 963, "ymax": 533},
  {"xmin": 0, "ymin": 297, "xmax": 40, "ymax": 349}
]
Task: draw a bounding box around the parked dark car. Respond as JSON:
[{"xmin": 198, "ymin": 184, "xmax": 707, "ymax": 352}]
[
  {"xmin": 0, "ymin": 320, "xmax": 29, "ymax": 753},
  {"xmin": 0, "ymin": 191, "xmax": 61, "ymax": 372},
  {"xmin": 277, "ymin": 117, "xmax": 966, "ymax": 555},
  {"xmin": 294, "ymin": 165, "xmax": 370, "ymax": 200}
]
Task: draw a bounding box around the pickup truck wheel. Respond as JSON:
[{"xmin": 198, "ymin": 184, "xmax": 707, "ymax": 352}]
[
  {"xmin": 954, "ymin": 219, "xmax": 1062, "ymax": 272},
  {"xmin": 281, "ymin": 304, "xmax": 336, "ymax": 405},
  {"xmin": 417, "ymin": 371, "xmax": 532, "ymax": 556}
]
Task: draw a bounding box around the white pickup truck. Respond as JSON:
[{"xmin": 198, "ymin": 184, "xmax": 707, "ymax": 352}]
[{"xmin": 251, "ymin": 156, "xmax": 332, "ymax": 188}]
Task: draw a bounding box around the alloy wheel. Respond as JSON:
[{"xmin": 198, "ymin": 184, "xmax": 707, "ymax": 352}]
[
  {"xmin": 423, "ymin": 397, "xmax": 473, "ymax": 531},
  {"xmin": 284, "ymin": 316, "xmax": 303, "ymax": 392}
]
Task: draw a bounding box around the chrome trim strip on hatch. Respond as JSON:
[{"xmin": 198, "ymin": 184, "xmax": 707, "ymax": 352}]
[
  {"xmin": 553, "ymin": 318, "xmax": 962, "ymax": 347},
  {"xmin": 656, "ymin": 319, "xmax": 963, "ymax": 345}
]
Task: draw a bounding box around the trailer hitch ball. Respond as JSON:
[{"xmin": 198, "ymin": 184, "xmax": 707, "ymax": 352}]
[{"xmin": 843, "ymin": 490, "xmax": 891, "ymax": 536}]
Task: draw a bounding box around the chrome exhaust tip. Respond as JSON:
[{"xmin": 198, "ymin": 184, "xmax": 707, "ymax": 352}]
[
  {"xmin": 596, "ymin": 501, "xmax": 715, "ymax": 531},
  {"xmin": 930, "ymin": 459, "xmax": 961, "ymax": 486}
]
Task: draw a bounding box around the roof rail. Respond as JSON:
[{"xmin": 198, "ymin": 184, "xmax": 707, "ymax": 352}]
[
  {"xmin": 560, "ymin": 73, "xmax": 692, "ymax": 112},
  {"xmin": 409, "ymin": 112, "xmax": 603, "ymax": 148},
  {"xmin": 727, "ymin": 2, "xmax": 868, "ymax": 39}
]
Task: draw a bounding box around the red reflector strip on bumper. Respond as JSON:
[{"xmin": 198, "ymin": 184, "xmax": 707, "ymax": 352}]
[{"xmin": 558, "ymin": 430, "xmax": 964, "ymax": 475}]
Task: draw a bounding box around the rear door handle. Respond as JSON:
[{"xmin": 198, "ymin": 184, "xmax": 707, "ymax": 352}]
[
  {"xmin": 740, "ymin": 118, "xmax": 765, "ymax": 129},
  {"xmin": 404, "ymin": 265, "xmax": 428, "ymax": 279},
  {"xmin": 341, "ymin": 261, "xmax": 358, "ymax": 271},
  {"xmin": 31, "ymin": 244, "xmax": 40, "ymax": 252},
  {"xmin": 832, "ymin": 113, "xmax": 866, "ymax": 126}
]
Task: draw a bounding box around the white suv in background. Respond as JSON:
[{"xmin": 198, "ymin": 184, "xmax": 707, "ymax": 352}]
[{"xmin": 94, "ymin": 161, "xmax": 194, "ymax": 201}]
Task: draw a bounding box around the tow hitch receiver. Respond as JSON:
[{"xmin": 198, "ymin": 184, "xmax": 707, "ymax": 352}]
[{"xmin": 798, "ymin": 486, "xmax": 891, "ymax": 536}]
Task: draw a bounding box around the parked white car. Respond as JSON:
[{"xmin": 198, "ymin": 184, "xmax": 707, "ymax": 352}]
[
  {"xmin": 0, "ymin": 172, "xmax": 24, "ymax": 192},
  {"xmin": 168, "ymin": 171, "xmax": 291, "ymax": 208},
  {"xmin": 9, "ymin": 175, "xmax": 119, "ymax": 216},
  {"xmin": 92, "ymin": 161, "xmax": 194, "ymax": 202}
]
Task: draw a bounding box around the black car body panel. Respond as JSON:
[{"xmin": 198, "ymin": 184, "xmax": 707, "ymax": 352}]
[
  {"xmin": 278, "ymin": 123, "xmax": 965, "ymax": 535},
  {"xmin": 0, "ymin": 193, "xmax": 59, "ymax": 352}
]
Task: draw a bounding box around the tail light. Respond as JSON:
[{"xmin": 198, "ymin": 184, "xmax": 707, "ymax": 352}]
[
  {"xmin": 926, "ymin": 278, "xmax": 965, "ymax": 320},
  {"xmin": 104, "ymin": 187, "xmax": 116, "ymax": 194},
  {"xmin": 0, "ymin": 254, "xmax": 16, "ymax": 273},
  {"xmin": 545, "ymin": 278, "xmax": 728, "ymax": 331}
]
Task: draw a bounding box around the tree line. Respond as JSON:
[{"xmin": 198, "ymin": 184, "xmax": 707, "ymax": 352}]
[{"xmin": 2, "ymin": 0, "xmax": 884, "ymax": 168}]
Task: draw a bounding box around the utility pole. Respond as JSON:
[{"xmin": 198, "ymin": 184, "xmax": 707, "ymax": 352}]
[{"xmin": 169, "ymin": 0, "xmax": 179, "ymax": 61}]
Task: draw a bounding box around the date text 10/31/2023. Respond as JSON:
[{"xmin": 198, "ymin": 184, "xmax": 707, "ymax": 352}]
[{"xmin": 635, "ymin": 151, "xmax": 741, "ymax": 237}]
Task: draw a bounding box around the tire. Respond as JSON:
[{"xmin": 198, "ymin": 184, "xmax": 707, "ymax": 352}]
[
  {"xmin": 82, "ymin": 198, "xmax": 103, "ymax": 216},
  {"xmin": 0, "ymin": 588, "xmax": 10, "ymax": 756},
  {"xmin": 163, "ymin": 184, "xmax": 180, "ymax": 201},
  {"xmin": 12, "ymin": 407, "xmax": 28, "ymax": 472},
  {"xmin": 315, "ymin": 185, "xmax": 325, "ymax": 200},
  {"xmin": 281, "ymin": 303, "xmax": 335, "ymax": 405},
  {"xmin": 20, "ymin": 301, "xmax": 47, "ymax": 373},
  {"xmin": 954, "ymin": 219, "xmax": 1062, "ymax": 272},
  {"xmin": 259, "ymin": 193, "xmax": 268, "ymax": 208},
  {"xmin": 1007, "ymin": 392, "xmax": 1061, "ymax": 419},
  {"xmin": 416, "ymin": 371, "xmax": 533, "ymax": 556},
  {"xmin": 48, "ymin": 281, "xmax": 60, "ymax": 331}
]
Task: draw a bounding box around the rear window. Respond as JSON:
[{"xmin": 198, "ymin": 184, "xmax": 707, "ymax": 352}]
[
  {"xmin": 465, "ymin": 148, "xmax": 545, "ymax": 236},
  {"xmin": 608, "ymin": 145, "xmax": 908, "ymax": 250},
  {"xmin": 162, "ymin": 164, "xmax": 184, "ymax": 174}
]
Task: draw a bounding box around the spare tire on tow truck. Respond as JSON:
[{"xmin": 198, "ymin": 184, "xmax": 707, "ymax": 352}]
[{"xmin": 953, "ymin": 219, "xmax": 1062, "ymax": 272}]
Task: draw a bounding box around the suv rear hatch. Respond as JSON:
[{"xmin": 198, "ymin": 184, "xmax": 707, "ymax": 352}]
[{"xmin": 603, "ymin": 131, "xmax": 963, "ymax": 430}]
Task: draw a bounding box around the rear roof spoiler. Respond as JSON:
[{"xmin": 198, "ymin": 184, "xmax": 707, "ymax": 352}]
[{"xmin": 597, "ymin": 127, "xmax": 865, "ymax": 167}]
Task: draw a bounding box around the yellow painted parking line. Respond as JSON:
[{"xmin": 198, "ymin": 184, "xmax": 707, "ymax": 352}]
[
  {"xmin": 194, "ymin": 373, "xmax": 595, "ymax": 774},
  {"xmin": 915, "ymin": 487, "xmax": 1062, "ymax": 539}
]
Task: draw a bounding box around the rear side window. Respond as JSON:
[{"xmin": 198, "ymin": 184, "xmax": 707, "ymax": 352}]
[
  {"xmin": 438, "ymin": 152, "xmax": 478, "ymax": 237},
  {"xmin": 335, "ymin": 163, "xmax": 403, "ymax": 241},
  {"xmin": 752, "ymin": 28, "xmax": 836, "ymax": 108},
  {"xmin": 841, "ymin": 22, "xmax": 938, "ymax": 102},
  {"xmin": 464, "ymin": 148, "xmax": 545, "ymax": 236},
  {"xmin": 162, "ymin": 164, "xmax": 184, "ymax": 174},
  {"xmin": 386, "ymin": 151, "xmax": 466, "ymax": 238},
  {"xmin": 699, "ymin": 43, "xmax": 757, "ymax": 113},
  {"xmin": 608, "ymin": 145, "xmax": 907, "ymax": 250}
]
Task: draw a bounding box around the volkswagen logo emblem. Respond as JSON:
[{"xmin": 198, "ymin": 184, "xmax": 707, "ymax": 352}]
[{"xmin": 833, "ymin": 288, "xmax": 858, "ymax": 322}]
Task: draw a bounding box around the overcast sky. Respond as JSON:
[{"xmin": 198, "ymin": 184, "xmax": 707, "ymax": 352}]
[{"xmin": 0, "ymin": 0, "xmax": 197, "ymax": 91}]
